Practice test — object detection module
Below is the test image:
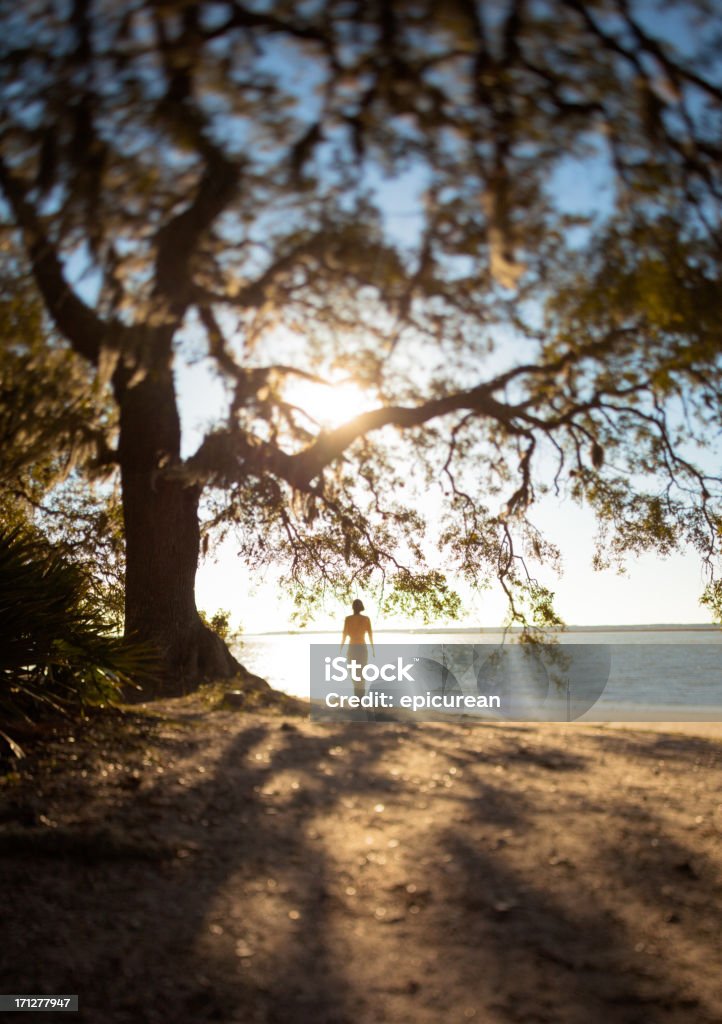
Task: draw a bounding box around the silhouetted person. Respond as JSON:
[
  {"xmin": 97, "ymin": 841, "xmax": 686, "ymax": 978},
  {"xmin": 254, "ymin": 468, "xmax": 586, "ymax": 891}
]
[{"xmin": 341, "ymin": 599, "xmax": 375, "ymax": 698}]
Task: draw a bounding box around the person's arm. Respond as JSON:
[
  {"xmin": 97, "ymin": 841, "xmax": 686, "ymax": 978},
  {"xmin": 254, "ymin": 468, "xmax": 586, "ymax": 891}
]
[
  {"xmin": 367, "ymin": 618, "xmax": 375, "ymax": 656},
  {"xmin": 340, "ymin": 617, "xmax": 349, "ymax": 653}
]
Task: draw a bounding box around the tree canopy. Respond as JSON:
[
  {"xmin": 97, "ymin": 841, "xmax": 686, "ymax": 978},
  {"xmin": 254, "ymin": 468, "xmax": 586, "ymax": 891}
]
[{"xmin": 1, "ymin": 0, "xmax": 722, "ymax": 678}]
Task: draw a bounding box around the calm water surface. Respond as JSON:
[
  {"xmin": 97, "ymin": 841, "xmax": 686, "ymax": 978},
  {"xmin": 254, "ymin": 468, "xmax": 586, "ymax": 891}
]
[{"xmin": 234, "ymin": 629, "xmax": 722, "ymax": 719}]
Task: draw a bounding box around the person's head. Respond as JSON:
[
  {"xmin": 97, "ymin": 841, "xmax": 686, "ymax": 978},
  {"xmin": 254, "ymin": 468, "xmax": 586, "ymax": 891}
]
[{"xmin": 352, "ymin": 598, "xmax": 365, "ymax": 614}]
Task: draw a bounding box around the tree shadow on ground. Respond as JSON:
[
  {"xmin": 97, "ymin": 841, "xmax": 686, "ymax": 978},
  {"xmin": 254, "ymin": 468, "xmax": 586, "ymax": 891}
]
[
  {"xmin": 431, "ymin": 798, "xmax": 719, "ymax": 1024},
  {"xmin": 1, "ymin": 716, "xmax": 720, "ymax": 1023},
  {"xmin": 585, "ymin": 728, "xmax": 721, "ymax": 764},
  {"xmin": 2, "ymin": 718, "xmax": 408, "ymax": 1022}
]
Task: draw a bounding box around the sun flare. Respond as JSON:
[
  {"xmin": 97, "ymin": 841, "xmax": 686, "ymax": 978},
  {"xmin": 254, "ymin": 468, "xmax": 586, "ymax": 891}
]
[{"xmin": 285, "ymin": 378, "xmax": 377, "ymax": 431}]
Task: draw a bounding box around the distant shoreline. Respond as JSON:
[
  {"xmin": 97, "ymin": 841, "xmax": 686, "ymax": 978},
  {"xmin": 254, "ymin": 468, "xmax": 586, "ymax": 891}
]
[{"xmin": 246, "ymin": 623, "xmax": 720, "ymax": 637}]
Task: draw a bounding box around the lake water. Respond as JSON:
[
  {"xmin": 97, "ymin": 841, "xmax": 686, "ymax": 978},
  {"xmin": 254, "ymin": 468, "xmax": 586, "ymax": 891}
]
[{"xmin": 234, "ymin": 629, "xmax": 722, "ymax": 721}]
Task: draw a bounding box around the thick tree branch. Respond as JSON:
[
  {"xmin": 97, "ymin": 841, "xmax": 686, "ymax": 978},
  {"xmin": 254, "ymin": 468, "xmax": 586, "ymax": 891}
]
[
  {"xmin": 0, "ymin": 157, "xmax": 107, "ymax": 365},
  {"xmin": 183, "ymin": 382, "xmax": 520, "ymax": 492},
  {"xmin": 284, "ymin": 386, "xmax": 513, "ymax": 487},
  {"xmin": 151, "ymin": 11, "xmax": 243, "ymax": 320},
  {"xmin": 154, "ymin": 157, "xmax": 240, "ymax": 318}
]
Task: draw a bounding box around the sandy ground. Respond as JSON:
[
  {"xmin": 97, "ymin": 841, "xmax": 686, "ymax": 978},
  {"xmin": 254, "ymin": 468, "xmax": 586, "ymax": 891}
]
[{"xmin": 1, "ymin": 690, "xmax": 721, "ymax": 1024}]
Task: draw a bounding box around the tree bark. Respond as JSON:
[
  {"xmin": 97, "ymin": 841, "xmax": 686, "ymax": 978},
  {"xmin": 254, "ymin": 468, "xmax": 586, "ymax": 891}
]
[{"xmin": 116, "ymin": 363, "xmax": 262, "ymax": 696}]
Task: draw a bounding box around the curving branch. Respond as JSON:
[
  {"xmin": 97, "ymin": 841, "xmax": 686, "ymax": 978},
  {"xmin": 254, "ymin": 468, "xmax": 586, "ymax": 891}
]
[
  {"xmin": 0, "ymin": 157, "xmax": 109, "ymax": 365},
  {"xmin": 150, "ymin": 9, "xmax": 243, "ymax": 321}
]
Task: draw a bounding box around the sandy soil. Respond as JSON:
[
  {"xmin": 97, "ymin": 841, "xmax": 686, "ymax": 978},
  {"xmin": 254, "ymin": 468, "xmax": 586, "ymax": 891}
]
[{"xmin": 1, "ymin": 690, "xmax": 721, "ymax": 1024}]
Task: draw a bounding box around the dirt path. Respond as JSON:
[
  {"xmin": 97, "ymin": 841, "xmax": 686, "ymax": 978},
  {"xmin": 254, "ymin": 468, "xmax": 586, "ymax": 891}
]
[{"xmin": 1, "ymin": 692, "xmax": 721, "ymax": 1024}]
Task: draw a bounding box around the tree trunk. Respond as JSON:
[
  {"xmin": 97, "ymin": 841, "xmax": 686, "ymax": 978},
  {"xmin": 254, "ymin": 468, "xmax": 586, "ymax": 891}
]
[
  {"xmin": 116, "ymin": 364, "xmax": 263, "ymax": 696},
  {"xmin": 122, "ymin": 470, "xmax": 238, "ymax": 692}
]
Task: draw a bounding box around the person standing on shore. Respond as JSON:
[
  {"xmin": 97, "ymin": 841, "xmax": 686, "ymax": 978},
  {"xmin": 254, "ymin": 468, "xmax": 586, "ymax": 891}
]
[{"xmin": 341, "ymin": 599, "xmax": 375, "ymax": 698}]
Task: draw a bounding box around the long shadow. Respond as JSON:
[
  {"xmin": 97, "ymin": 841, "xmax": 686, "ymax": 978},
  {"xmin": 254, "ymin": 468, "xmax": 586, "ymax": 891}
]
[
  {"xmin": 1, "ymin": 715, "xmax": 720, "ymax": 1023},
  {"xmin": 586, "ymin": 728, "xmax": 722, "ymax": 765},
  {"xmin": 423, "ymin": 736, "xmax": 722, "ymax": 1023},
  {"xmin": 431, "ymin": 828, "xmax": 666, "ymax": 1023},
  {"xmin": 409, "ymin": 724, "xmax": 592, "ymax": 769},
  {"xmin": 1, "ymin": 716, "xmax": 409, "ymax": 1023}
]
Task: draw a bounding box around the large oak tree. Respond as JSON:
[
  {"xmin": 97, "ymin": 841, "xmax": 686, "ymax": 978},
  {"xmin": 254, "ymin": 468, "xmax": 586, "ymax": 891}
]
[{"xmin": 1, "ymin": 0, "xmax": 721, "ymax": 690}]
